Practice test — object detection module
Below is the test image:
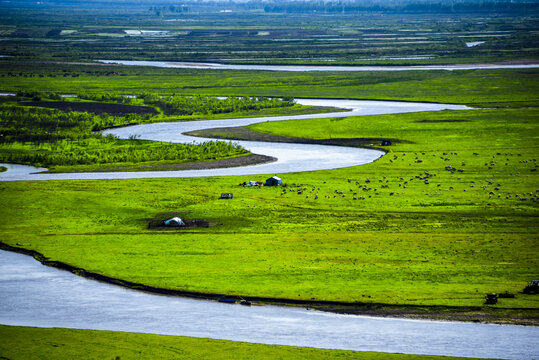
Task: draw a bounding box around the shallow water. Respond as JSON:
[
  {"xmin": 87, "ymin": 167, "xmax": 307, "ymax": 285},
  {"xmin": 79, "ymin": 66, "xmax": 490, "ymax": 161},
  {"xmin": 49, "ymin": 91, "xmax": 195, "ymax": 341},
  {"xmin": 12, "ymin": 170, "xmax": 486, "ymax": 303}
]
[{"xmin": 0, "ymin": 250, "xmax": 537, "ymax": 359}]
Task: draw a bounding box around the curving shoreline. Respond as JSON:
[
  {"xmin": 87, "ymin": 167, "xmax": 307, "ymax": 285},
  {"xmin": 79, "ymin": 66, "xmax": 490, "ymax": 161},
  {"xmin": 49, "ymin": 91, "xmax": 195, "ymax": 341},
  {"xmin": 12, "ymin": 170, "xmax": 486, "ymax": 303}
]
[
  {"xmin": 5, "ymin": 98, "xmax": 533, "ymax": 325},
  {"xmin": 0, "ymin": 98, "xmax": 469, "ymax": 181},
  {"xmin": 1, "ymin": 241, "xmax": 535, "ymax": 326}
]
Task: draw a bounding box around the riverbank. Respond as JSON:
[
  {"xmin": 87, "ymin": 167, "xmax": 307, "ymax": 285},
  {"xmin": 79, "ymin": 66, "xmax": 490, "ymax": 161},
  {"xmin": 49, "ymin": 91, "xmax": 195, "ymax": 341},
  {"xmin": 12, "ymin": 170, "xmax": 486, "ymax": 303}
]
[
  {"xmin": 185, "ymin": 125, "xmax": 402, "ymax": 150},
  {"xmin": 45, "ymin": 154, "xmax": 276, "ymax": 173},
  {"xmin": 1, "ymin": 242, "xmax": 536, "ymax": 326},
  {"xmin": 0, "ymin": 325, "xmax": 484, "ymax": 360},
  {"xmin": 1, "ymin": 106, "xmax": 537, "ymax": 317}
]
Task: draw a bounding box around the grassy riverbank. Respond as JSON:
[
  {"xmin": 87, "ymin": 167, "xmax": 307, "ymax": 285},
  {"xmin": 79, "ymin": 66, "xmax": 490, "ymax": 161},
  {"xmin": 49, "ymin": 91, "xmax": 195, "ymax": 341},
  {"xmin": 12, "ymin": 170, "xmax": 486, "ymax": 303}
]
[
  {"xmin": 0, "ymin": 46, "xmax": 538, "ymax": 325},
  {"xmin": 1, "ymin": 105, "xmax": 537, "ymax": 322},
  {"xmin": 0, "ymin": 325, "xmax": 481, "ymax": 360},
  {"xmin": 0, "ymin": 93, "xmax": 335, "ymax": 172}
]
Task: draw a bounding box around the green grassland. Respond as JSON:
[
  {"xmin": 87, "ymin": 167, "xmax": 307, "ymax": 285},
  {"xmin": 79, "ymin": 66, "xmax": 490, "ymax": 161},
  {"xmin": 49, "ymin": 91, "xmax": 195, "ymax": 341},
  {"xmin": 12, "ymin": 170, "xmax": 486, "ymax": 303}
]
[
  {"xmin": 0, "ymin": 66, "xmax": 538, "ymax": 319},
  {"xmin": 0, "ymin": 93, "xmax": 334, "ymax": 172},
  {"xmin": 2, "ymin": 63, "xmax": 538, "ymax": 107},
  {"xmin": 1, "ymin": 106, "xmax": 537, "ymax": 314},
  {"xmin": 0, "ymin": 325, "xmax": 480, "ymax": 360},
  {"xmin": 1, "ymin": 6, "xmax": 538, "ymax": 358}
]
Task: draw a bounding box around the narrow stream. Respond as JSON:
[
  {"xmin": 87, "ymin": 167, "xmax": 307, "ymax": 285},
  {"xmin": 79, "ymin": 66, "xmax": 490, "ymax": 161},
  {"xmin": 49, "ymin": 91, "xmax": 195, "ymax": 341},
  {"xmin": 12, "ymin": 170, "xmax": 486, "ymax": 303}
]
[
  {"xmin": 98, "ymin": 59, "xmax": 539, "ymax": 71},
  {"xmin": 1, "ymin": 250, "xmax": 537, "ymax": 360}
]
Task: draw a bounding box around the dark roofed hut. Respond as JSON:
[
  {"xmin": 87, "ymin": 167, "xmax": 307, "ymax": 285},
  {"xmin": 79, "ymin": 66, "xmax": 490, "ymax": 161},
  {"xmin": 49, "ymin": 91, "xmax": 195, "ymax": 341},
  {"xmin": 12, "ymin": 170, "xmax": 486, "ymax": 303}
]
[{"xmin": 265, "ymin": 176, "xmax": 282, "ymax": 186}]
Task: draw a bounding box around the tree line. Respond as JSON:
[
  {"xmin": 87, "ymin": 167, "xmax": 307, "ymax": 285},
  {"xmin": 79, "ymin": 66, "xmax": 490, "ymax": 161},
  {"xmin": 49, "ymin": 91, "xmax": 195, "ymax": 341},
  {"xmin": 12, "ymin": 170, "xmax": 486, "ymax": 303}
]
[
  {"xmin": 261, "ymin": 0, "xmax": 538, "ymax": 14},
  {"xmin": 139, "ymin": 94, "xmax": 294, "ymax": 116},
  {"xmin": 75, "ymin": 92, "xmax": 295, "ymax": 117}
]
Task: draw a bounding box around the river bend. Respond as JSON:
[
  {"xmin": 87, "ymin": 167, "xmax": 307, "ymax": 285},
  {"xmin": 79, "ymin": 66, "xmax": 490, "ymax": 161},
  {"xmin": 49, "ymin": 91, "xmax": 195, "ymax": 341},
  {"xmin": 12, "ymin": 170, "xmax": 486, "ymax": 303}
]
[
  {"xmin": 4, "ymin": 99, "xmax": 534, "ymax": 359},
  {"xmin": 1, "ymin": 250, "xmax": 537, "ymax": 360},
  {"xmin": 0, "ymin": 99, "xmax": 469, "ymax": 181}
]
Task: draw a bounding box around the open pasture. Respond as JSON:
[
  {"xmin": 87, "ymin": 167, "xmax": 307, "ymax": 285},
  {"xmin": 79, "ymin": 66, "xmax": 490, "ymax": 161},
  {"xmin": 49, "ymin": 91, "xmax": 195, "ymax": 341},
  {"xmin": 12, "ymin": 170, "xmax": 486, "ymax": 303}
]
[
  {"xmin": 1, "ymin": 106, "xmax": 537, "ymax": 315},
  {"xmin": 0, "ymin": 2, "xmax": 538, "ymax": 357}
]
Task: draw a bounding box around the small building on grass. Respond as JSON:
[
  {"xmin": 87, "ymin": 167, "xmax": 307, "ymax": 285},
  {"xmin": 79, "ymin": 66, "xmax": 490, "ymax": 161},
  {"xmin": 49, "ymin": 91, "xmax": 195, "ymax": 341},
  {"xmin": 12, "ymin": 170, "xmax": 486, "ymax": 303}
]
[
  {"xmin": 265, "ymin": 176, "xmax": 282, "ymax": 186},
  {"xmin": 163, "ymin": 217, "xmax": 185, "ymax": 227}
]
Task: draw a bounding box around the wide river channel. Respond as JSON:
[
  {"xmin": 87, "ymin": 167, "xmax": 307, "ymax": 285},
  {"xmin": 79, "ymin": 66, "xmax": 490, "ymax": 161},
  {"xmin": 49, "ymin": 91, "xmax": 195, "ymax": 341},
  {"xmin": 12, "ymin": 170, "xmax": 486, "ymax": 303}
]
[
  {"xmin": 1, "ymin": 250, "xmax": 537, "ymax": 360},
  {"xmin": 1, "ymin": 98, "xmax": 537, "ymax": 359}
]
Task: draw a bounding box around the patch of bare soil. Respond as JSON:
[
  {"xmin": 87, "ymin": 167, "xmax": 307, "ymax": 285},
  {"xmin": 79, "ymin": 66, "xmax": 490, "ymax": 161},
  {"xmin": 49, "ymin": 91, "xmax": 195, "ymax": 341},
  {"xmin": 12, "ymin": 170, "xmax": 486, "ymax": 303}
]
[
  {"xmin": 23, "ymin": 101, "xmax": 159, "ymax": 115},
  {"xmin": 314, "ymin": 304, "xmax": 539, "ymax": 326},
  {"xmin": 185, "ymin": 126, "xmax": 406, "ymax": 149}
]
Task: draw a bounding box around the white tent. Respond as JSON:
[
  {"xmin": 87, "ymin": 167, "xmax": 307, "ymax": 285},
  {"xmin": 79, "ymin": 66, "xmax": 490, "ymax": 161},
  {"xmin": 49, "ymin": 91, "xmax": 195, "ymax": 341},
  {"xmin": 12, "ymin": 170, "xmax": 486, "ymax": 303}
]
[{"xmin": 164, "ymin": 217, "xmax": 184, "ymax": 226}]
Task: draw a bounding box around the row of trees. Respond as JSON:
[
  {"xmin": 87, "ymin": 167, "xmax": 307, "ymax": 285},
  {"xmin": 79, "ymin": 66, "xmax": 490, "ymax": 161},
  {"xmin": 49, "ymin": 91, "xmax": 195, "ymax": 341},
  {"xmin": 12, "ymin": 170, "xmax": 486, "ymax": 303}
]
[
  {"xmin": 0, "ymin": 137, "xmax": 246, "ymax": 167},
  {"xmin": 75, "ymin": 92, "xmax": 296, "ymax": 117},
  {"xmin": 0, "ymin": 105, "xmax": 156, "ymax": 143},
  {"xmin": 140, "ymin": 94, "xmax": 295, "ymax": 116},
  {"xmin": 261, "ymin": 0, "xmax": 538, "ymax": 14},
  {"xmin": 142, "ymin": 0, "xmax": 538, "ymax": 15}
]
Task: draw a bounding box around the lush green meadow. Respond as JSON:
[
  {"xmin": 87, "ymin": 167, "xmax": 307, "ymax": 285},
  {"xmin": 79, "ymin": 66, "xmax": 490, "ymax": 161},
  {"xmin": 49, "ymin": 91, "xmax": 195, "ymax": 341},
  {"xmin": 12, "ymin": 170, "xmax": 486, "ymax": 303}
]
[
  {"xmin": 0, "ymin": 65, "xmax": 537, "ymax": 317},
  {"xmin": 2, "ymin": 106, "xmax": 537, "ymax": 312},
  {"xmin": 2, "ymin": 63, "xmax": 538, "ymax": 107},
  {"xmin": 0, "ymin": 93, "xmax": 328, "ymax": 171},
  {"xmin": 0, "ymin": 4, "xmax": 538, "ymax": 358},
  {"xmin": 0, "ymin": 325, "xmax": 480, "ymax": 360}
]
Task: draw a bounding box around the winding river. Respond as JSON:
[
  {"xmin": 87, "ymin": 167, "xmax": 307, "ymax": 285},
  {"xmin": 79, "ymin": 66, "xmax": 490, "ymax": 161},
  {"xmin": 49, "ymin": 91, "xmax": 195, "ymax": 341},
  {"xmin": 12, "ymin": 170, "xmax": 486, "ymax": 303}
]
[
  {"xmin": 0, "ymin": 99, "xmax": 469, "ymax": 181},
  {"xmin": 1, "ymin": 250, "xmax": 537, "ymax": 360},
  {"xmin": 2, "ymin": 98, "xmax": 537, "ymax": 359}
]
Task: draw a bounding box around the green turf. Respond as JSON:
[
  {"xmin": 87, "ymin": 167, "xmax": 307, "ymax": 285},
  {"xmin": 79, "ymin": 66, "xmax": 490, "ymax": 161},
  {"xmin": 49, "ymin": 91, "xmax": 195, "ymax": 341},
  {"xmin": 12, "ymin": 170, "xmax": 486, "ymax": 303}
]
[
  {"xmin": 1, "ymin": 107, "xmax": 537, "ymax": 310},
  {"xmin": 0, "ymin": 325, "xmax": 488, "ymax": 360},
  {"xmin": 2, "ymin": 64, "xmax": 538, "ymax": 107}
]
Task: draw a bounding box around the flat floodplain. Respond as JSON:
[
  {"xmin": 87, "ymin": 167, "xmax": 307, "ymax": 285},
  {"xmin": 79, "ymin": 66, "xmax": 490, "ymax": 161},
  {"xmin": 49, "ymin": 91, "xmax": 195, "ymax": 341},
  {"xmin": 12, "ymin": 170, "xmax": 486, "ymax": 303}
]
[
  {"xmin": 1, "ymin": 106, "xmax": 537, "ymax": 315},
  {"xmin": 0, "ymin": 3, "xmax": 538, "ymax": 357}
]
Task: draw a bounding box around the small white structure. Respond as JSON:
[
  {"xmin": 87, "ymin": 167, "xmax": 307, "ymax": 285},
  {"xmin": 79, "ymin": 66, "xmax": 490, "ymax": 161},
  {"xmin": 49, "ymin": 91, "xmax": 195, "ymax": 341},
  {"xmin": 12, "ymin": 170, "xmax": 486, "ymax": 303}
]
[{"xmin": 164, "ymin": 217, "xmax": 184, "ymax": 227}]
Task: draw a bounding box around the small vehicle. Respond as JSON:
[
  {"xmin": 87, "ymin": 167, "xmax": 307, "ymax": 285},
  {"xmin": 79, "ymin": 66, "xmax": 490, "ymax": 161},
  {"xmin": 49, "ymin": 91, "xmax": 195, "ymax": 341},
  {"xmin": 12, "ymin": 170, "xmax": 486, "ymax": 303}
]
[
  {"xmin": 523, "ymin": 280, "xmax": 539, "ymax": 294},
  {"xmin": 218, "ymin": 297, "xmax": 237, "ymax": 304},
  {"xmin": 485, "ymin": 293, "xmax": 498, "ymax": 305}
]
